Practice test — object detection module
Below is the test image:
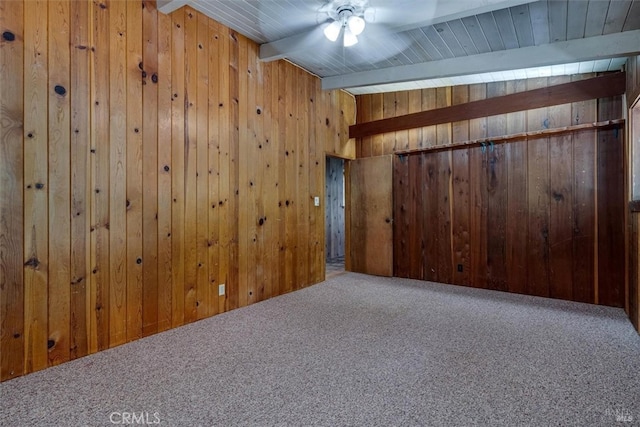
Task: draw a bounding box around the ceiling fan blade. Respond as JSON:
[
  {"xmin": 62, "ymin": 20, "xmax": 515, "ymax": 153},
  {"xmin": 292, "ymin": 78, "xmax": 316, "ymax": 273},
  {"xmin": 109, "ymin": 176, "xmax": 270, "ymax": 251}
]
[
  {"xmin": 366, "ymin": 1, "xmax": 437, "ymax": 28},
  {"xmin": 317, "ymin": 3, "xmax": 334, "ymax": 13}
]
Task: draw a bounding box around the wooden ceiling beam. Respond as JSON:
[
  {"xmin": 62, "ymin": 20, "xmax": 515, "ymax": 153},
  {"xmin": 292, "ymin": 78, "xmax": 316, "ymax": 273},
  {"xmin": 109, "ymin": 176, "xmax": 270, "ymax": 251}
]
[
  {"xmin": 349, "ymin": 72, "xmax": 626, "ymax": 139},
  {"xmin": 324, "ymin": 30, "xmax": 640, "ymax": 90}
]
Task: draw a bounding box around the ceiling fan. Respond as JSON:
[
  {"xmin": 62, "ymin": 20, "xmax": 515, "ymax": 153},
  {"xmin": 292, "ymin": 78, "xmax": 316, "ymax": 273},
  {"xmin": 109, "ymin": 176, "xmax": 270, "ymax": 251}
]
[{"xmin": 319, "ymin": 0, "xmax": 376, "ymax": 47}]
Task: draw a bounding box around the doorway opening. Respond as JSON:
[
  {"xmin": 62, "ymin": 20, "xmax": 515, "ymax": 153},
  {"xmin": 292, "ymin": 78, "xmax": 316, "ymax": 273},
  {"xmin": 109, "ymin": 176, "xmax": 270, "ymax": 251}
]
[{"xmin": 325, "ymin": 156, "xmax": 346, "ymax": 278}]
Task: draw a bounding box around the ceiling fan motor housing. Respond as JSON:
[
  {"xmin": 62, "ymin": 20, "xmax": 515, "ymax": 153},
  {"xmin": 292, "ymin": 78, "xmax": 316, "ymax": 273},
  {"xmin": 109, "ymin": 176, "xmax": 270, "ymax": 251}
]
[{"xmin": 326, "ymin": 0, "xmax": 370, "ymax": 22}]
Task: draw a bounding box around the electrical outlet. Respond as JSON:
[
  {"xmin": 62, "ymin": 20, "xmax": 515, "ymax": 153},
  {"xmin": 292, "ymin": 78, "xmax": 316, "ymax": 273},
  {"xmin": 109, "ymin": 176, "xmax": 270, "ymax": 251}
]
[
  {"xmin": 314, "ymin": 196, "xmax": 320, "ymax": 207},
  {"xmin": 218, "ymin": 283, "xmax": 225, "ymax": 296}
]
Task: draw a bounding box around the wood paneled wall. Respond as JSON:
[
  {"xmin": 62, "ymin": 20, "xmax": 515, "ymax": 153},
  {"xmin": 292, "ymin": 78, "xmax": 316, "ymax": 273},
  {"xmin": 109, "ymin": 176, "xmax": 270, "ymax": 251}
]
[
  {"xmin": 628, "ymin": 57, "xmax": 640, "ymax": 331},
  {"xmin": 393, "ymin": 127, "xmax": 625, "ymax": 305},
  {"xmin": 325, "ymin": 157, "xmax": 345, "ymax": 261},
  {"xmin": 357, "ymin": 78, "xmax": 625, "ymax": 305},
  {"xmin": 0, "ymin": 0, "xmax": 355, "ymax": 381},
  {"xmin": 631, "ymin": 212, "xmax": 639, "ymax": 330},
  {"xmin": 356, "ymin": 76, "xmax": 614, "ymax": 157},
  {"xmin": 627, "ymin": 55, "xmax": 640, "ymax": 108}
]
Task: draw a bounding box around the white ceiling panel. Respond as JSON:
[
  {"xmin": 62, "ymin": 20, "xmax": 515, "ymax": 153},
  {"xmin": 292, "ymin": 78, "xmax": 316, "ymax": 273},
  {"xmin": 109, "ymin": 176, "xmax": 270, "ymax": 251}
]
[{"xmin": 157, "ymin": 0, "xmax": 640, "ymax": 93}]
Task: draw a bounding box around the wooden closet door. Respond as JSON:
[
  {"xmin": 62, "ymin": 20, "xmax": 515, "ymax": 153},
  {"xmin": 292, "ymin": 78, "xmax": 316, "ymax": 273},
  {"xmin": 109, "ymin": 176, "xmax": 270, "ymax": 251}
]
[{"xmin": 347, "ymin": 155, "xmax": 394, "ymax": 276}]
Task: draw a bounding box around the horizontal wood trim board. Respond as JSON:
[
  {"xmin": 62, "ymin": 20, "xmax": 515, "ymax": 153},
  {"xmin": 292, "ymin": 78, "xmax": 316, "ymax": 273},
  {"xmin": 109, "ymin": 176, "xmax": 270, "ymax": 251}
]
[
  {"xmin": 350, "ymin": 72, "xmax": 626, "ymax": 139},
  {"xmin": 395, "ymin": 119, "xmax": 624, "ymax": 155},
  {"xmin": 630, "ymin": 200, "xmax": 640, "ymax": 212}
]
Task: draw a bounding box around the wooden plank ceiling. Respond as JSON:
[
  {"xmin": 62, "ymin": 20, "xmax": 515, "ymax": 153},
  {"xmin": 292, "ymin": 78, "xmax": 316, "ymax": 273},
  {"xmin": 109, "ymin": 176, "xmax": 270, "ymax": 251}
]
[{"xmin": 159, "ymin": 0, "xmax": 640, "ymax": 93}]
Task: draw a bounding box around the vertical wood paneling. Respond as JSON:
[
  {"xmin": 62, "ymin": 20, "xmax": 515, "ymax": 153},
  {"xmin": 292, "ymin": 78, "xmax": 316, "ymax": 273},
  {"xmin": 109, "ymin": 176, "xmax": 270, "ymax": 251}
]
[
  {"xmin": 485, "ymin": 82, "xmax": 507, "ymax": 291},
  {"xmin": 597, "ymin": 96, "xmax": 625, "ymax": 307},
  {"xmin": 0, "ymin": 0, "xmax": 25, "ymax": 381},
  {"xmin": 393, "ymin": 155, "xmax": 410, "ymax": 278},
  {"xmin": 571, "ymin": 76, "xmax": 597, "ymax": 304},
  {"xmin": 277, "ymin": 60, "xmax": 287, "ymax": 296},
  {"xmin": 248, "ymin": 42, "xmax": 261, "ymax": 303},
  {"xmin": 421, "ymin": 89, "xmax": 436, "ymax": 148},
  {"xmin": 316, "ymin": 85, "xmax": 328, "ymax": 282},
  {"xmin": 369, "ymin": 93, "xmax": 382, "ymax": 157},
  {"xmin": 24, "ymin": 0, "xmax": 50, "ymax": 372},
  {"xmin": 395, "ymin": 91, "xmax": 409, "ymax": 151},
  {"xmin": 69, "ymin": 0, "xmax": 91, "ymax": 360},
  {"xmin": 142, "ymin": 0, "xmax": 159, "ymax": 336},
  {"xmin": 48, "ymin": 0, "xmax": 71, "ymax": 364},
  {"xmin": 630, "ymin": 212, "xmax": 639, "ymax": 330},
  {"xmin": 505, "ymin": 80, "xmax": 528, "ymax": 295},
  {"xmin": 195, "ymin": 13, "xmax": 209, "ymax": 319},
  {"xmin": 469, "ymin": 84, "xmax": 487, "ymax": 289},
  {"xmin": 217, "ymin": 22, "xmax": 230, "ymax": 314},
  {"xmin": 157, "ymin": 10, "xmax": 173, "ymax": 330},
  {"xmin": 408, "ymin": 90, "xmax": 422, "ymax": 151},
  {"xmin": 169, "ymin": 8, "xmax": 185, "ymax": 327},
  {"xmin": 358, "ymin": 95, "xmax": 372, "ymax": 158},
  {"xmin": 90, "ymin": 0, "xmax": 111, "ymax": 353},
  {"xmin": 597, "ymin": 135, "xmax": 624, "ymax": 306},
  {"xmin": 338, "ymin": 91, "xmax": 356, "ymax": 159},
  {"xmin": 296, "ymin": 67, "xmax": 310, "ymax": 291},
  {"xmin": 227, "ymin": 28, "xmax": 240, "ymax": 311},
  {"xmin": 548, "ymin": 133, "xmax": 573, "ymax": 300},
  {"xmin": 1, "ymin": 1, "xmax": 356, "ymax": 382},
  {"xmin": 435, "ymin": 90, "xmax": 454, "ymax": 283},
  {"xmin": 435, "ymin": 88, "xmax": 451, "ymax": 147},
  {"xmin": 183, "ymin": 9, "xmax": 197, "ymax": 322},
  {"xmin": 627, "ymin": 55, "xmax": 640, "ymax": 109},
  {"xmin": 283, "ymin": 63, "xmax": 296, "ymax": 293},
  {"xmin": 525, "ymin": 78, "xmax": 550, "ymax": 298},
  {"xmin": 505, "ymin": 137, "xmax": 528, "ymax": 295},
  {"xmin": 262, "ymin": 60, "xmax": 276, "ymax": 298},
  {"xmin": 408, "ymin": 154, "xmax": 424, "ymax": 279},
  {"xmin": 386, "ymin": 78, "xmax": 624, "ymax": 308},
  {"xmin": 436, "ymin": 150, "xmax": 453, "ymax": 284},
  {"xmin": 306, "ymin": 68, "xmax": 317, "ymax": 286},
  {"xmin": 451, "ymin": 147, "xmax": 470, "ymax": 286},
  {"xmin": 629, "ymin": 68, "xmax": 640, "ymax": 330},
  {"xmin": 547, "ymin": 77, "xmax": 573, "ymax": 301},
  {"xmin": 207, "ymin": 19, "xmax": 221, "ymax": 316},
  {"xmin": 257, "ymin": 45, "xmax": 268, "ymax": 300},
  {"xmin": 125, "ymin": 0, "xmax": 143, "ymax": 342},
  {"xmin": 526, "ymin": 138, "xmax": 550, "ymax": 297},
  {"xmin": 451, "ymin": 86, "xmax": 470, "ymax": 286},
  {"xmin": 237, "ymin": 34, "xmax": 249, "ymax": 305},
  {"xmin": 393, "ymin": 124, "xmax": 623, "ymax": 305},
  {"xmin": 572, "ymin": 130, "xmax": 596, "ymax": 303},
  {"xmin": 382, "ymin": 92, "xmax": 395, "ymax": 155},
  {"xmin": 423, "ymin": 152, "xmax": 438, "ymax": 282},
  {"xmin": 310, "ymin": 78, "xmax": 323, "ymax": 283},
  {"xmin": 108, "ymin": 0, "xmax": 127, "ymax": 347}
]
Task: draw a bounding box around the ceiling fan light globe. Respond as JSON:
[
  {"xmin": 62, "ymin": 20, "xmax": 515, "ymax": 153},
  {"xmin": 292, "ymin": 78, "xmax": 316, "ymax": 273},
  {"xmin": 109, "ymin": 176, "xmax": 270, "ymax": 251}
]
[
  {"xmin": 347, "ymin": 15, "xmax": 365, "ymax": 35},
  {"xmin": 343, "ymin": 27, "xmax": 358, "ymax": 46},
  {"xmin": 324, "ymin": 20, "xmax": 342, "ymax": 42}
]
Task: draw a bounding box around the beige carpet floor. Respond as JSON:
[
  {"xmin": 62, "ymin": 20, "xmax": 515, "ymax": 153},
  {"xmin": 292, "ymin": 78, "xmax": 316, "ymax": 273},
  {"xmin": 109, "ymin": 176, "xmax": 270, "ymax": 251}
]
[{"xmin": 1, "ymin": 272, "xmax": 639, "ymax": 426}]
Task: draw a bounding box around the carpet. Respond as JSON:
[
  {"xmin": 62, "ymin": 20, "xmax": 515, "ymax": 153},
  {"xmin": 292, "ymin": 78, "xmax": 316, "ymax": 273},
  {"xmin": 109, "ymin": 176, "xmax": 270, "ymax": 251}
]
[{"xmin": 1, "ymin": 273, "xmax": 638, "ymax": 426}]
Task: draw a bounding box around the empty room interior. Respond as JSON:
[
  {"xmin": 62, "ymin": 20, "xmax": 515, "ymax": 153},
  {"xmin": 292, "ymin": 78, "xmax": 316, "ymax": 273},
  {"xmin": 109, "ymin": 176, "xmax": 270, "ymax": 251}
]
[{"xmin": 1, "ymin": 0, "xmax": 640, "ymax": 425}]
